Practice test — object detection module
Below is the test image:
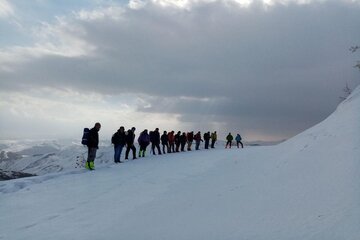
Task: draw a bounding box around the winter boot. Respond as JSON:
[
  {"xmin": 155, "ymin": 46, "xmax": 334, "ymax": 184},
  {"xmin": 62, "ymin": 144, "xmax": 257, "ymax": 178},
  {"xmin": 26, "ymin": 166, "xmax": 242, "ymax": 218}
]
[
  {"xmin": 90, "ymin": 161, "xmax": 95, "ymax": 170},
  {"xmin": 85, "ymin": 161, "xmax": 94, "ymax": 170}
]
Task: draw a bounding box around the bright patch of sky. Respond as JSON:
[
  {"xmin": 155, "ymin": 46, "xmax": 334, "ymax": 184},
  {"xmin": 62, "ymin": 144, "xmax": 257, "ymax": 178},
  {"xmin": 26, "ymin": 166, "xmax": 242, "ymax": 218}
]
[{"xmin": 0, "ymin": 0, "xmax": 128, "ymax": 46}]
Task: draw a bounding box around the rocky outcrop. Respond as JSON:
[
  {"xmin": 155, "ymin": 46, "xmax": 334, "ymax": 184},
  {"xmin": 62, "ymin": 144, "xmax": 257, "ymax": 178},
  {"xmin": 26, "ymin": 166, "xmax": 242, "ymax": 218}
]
[{"xmin": 0, "ymin": 169, "xmax": 36, "ymax": 181}]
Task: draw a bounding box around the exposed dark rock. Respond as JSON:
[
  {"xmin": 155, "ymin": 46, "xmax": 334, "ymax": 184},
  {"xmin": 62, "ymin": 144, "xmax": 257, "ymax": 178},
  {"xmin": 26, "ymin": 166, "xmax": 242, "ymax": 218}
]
[{"xmin": 0, "ymin": 169, "xmax": 36, "ymax": 181}]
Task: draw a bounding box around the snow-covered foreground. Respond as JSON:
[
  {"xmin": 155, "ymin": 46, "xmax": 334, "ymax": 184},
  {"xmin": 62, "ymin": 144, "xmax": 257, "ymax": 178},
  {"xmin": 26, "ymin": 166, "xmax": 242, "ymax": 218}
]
[{"xmin": 1, "ymin": 87, "xmax": 360, "ymax": 240}]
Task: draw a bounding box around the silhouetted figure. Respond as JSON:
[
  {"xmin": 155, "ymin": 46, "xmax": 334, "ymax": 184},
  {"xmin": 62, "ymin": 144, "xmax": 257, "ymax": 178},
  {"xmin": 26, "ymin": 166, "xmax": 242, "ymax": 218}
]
[
  {"xmin": 194, "ymin": 131, "xmax": 203, "ymax": 150},
  {"xmin": 125, "ymin": 127, "xmax": 137, "ymax": 160},
  {"xmin": 225, "ymin": 133, "xmax": 233, "ymax": 149},
  {"xmin": 175, "ymin": 131, "xmax": 181, "ymax": 152},
  {"xmin": 111, "ymin": 126, "xmax": 126, "ymax": 163},
  {"xmin": 168, "ymin": 131, "xmax": 175, "ymax": 153},
  {"xmin": 180, "ymin": 132, "xmax": 187, "ymax": 152},
  {"xmin": 151, "ymin": 128, "xmax": 162, "ymax": 155},
  {"xmin": 86, "ymin": 122, "xmax": 101, "ymax": 170},
  {"xmin": 187, "ymin": 131, "xmax": 194, "ymax": 151},
  {"xmin": 203, "ymin": 131, "xmax": 211, "ymax": 149},
  {"xmin": 161, "ymin": 131, "xmax": 169, "ymax": 154}
]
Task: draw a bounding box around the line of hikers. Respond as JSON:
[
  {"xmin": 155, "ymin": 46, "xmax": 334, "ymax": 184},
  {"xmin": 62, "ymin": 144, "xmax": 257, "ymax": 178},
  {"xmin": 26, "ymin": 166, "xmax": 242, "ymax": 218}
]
[
  {"xmin": 112, "ymin": 127, "xmax": 218, "ymax": 162},
  {"xmin": 83, "ymin": 122, "xmax": 243, "ymax": 170}
]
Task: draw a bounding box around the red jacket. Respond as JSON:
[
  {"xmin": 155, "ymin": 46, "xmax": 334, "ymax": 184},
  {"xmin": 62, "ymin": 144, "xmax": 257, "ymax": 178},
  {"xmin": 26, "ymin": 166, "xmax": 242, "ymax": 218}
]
[{"xmin": 168, "ymin": 132, "xmax": 175, "ymax": 144}]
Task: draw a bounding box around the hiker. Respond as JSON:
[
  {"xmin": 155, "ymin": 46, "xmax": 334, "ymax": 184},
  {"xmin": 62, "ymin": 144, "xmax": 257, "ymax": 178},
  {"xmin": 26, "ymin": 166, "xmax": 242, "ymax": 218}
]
[
  {"xmin": 225, "ymin": 133, "xmax": 233, "ymax": 148},
  {"xmin": 194, "ymin": 131, "xmax": 203, "ymax": 150},
  {"xmin": 180, "ymin": 132, "xmax": 187, "ymax": 152},
  {"xmin": 236, "ymin": 134, "xmax": 244, "ymax": 148},
  {"xmin": 111, "ymin": 126, "xmax": 126, "ymax": 163},
  {"xmin": 168, "ymin": 131, "xmax": 175, "ymax": 153},
  {"xmin": 125, "ymin": 127, "xmax": 137, "ymax": 160},
  {"xmin": 86, "ymin": 122, "xmax": 101, "ymax": 170},
  {"xmin": 203, "ymin": 131, "xmax": 211, "ymax": 149},
  {"xmin": 138, "ymin": 129, "xmax": 150, "ymax": 157},
  {"xmin": 151, "ymin": 128, "xmax": 162, "ymax": 155},
  {"xmin": 186, "ymin": 131, "xmax": 194, "ymax": 151},
  {"xmin": 175, "ymin": 131, "xmax": 181, "ymax": 152},
  {"xmin": 149, "ymin": 131, "xmax": 154, "ymax": 154},
  {"xmin": 161, "ymin": 131, "xmax": 169, "ymax": 154},
  {"xmin": 211, "ymin": 131, "xmax": 217, "ymax": 148}
]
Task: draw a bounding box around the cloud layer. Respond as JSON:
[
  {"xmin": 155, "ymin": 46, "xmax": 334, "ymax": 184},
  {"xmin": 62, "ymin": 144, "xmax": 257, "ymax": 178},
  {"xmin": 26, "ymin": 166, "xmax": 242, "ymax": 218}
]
[{"xmin": 0, "ymin": 0, "xmax": 359, "ymax": 140}]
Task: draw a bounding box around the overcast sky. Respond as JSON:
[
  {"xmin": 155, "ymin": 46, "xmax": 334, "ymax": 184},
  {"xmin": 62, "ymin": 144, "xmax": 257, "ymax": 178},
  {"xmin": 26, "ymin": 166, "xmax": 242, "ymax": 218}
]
[{"xmin": 0, "ymin": 0, "xmax": 359, "ymax": 142}]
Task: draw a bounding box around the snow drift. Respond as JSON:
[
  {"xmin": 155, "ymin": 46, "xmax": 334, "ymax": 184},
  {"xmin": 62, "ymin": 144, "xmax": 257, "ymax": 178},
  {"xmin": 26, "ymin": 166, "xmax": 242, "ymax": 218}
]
[{"xmin": 0, "ymin": 86, "xmax": 359, "ymax": 240}]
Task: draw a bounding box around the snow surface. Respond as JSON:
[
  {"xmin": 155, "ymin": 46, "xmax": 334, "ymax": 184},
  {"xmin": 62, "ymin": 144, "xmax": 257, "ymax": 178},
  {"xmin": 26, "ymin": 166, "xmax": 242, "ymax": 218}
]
[{"xmin": 0, "ymin": 87, "xmax": 359, "ymax": 240}]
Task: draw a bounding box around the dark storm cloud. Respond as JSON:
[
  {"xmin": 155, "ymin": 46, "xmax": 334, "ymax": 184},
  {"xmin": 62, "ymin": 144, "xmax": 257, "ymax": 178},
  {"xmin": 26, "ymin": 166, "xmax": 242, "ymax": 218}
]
[{"xmin": 1, "ymin": 0, "xmax": 359, "ymax": 140}]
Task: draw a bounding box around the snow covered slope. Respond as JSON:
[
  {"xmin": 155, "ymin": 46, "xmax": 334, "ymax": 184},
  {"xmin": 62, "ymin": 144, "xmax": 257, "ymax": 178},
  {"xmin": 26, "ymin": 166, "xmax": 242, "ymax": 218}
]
[{"xmin": 0, "ymin": 86, "xmax": 359, "ymax": 240}]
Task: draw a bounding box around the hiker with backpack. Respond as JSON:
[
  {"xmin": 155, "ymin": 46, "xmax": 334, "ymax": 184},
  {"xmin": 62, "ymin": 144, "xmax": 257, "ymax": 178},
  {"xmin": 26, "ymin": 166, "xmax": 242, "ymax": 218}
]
[
  {"xmin": 203, "ymin": 131, "xmax": 211, "ymax": 149},
  {"xmin": 151, "ymin": 128, "xmax": 162, "ymax": 155},
  {"xmin": 168, "ymin": 131, "xmax": 175, "ymax": 153},
  {"xmin": 186, "ymin": 131, "xmax": 194, "ymax": 151},
  {"xmin": 194, "ymin": 131, "xmax": 203, "ymax": 150},
  {"xmin": 85, "ymin": 122, "xmax": 101, "ymax": 170},
  {"xmin": 125, "ymin": 127, "xmax": 137, "ymax": 160},
  {"xmin": 180, "ymin": 132, "xmax": 187, "ymax": 152},
  {"xmin": 236, "ymin": 133, "xmax": 244, "ymax": 148},
  {"xmin": 175, "ymin": 131, "xmax": 181, "ymax": 152},
  {"xmin": 149, "ymin": 131, "xmax": 155, "ymax": 154},
  {"xmin": 138, "ymin": 129, "xmax": 150, "ymax": 157},
  {"xmin": 225, "ymin": 133, "xmax": 233, "ymax": 148},
  {"xmin": 161, "ymin": 131, "xmax": 169, "ymax": 154},
  {"xmin": 111, "ymin": 126, "xmax": 126, "ymax": 163}
]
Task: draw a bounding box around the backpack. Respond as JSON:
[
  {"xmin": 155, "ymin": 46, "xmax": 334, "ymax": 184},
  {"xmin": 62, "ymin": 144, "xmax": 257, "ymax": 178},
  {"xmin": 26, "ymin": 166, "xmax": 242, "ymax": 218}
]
[
  {"xmin": 111, "ymin": 133, "xmax": 116, "ymax": 145},
  {"xmin": 81, "ymin": 128, "xmax": 90, "ymax": 145}
]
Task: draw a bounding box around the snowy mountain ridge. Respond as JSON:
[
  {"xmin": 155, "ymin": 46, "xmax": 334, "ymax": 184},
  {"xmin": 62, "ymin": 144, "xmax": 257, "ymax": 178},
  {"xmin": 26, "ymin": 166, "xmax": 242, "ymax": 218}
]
[{"xmin": 0, "ymin": 86, "xmax": 359, "ymax": 240}]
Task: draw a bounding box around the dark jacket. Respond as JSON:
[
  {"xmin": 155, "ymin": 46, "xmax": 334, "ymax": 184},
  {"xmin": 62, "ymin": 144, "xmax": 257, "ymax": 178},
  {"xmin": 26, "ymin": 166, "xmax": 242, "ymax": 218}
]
[
  {"xmin": 180, "ymin": 133, "xmax": 187, "ymax": 144},
  {"xmin": 161, "ymin": 134, "xmax": 168, "ymax": 145},
  {"xmin": 226, "ymin": 134, "xmax": 234, "ymax": 141},
  {"xmin": 87, "ymin": 127, "xmax": 99, "ymax": 148},
  {"xmin": 174, "ymin": 132, "xmax": 181, "ymax": 144},
  {"xmin": 149, "ymin": 131, "xmax": 155, "ymax": 143},
  {"xmin": 187, "ymin": 132, "xmax": 194, "ymax": 142},
  {"xmin": 112, "ymin": 130, "xmax": 126, "ymax": 146},
  {"xmin": 203, "ymin": 132, "xmax": 210, "ymax": 141},
  {"xmin": 153, "ymin": 131, "xmax": 160, "ymax": 144},
  {"xmin": 126, "ymin": 130, "xmax": 135, "ymax": 146}
]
